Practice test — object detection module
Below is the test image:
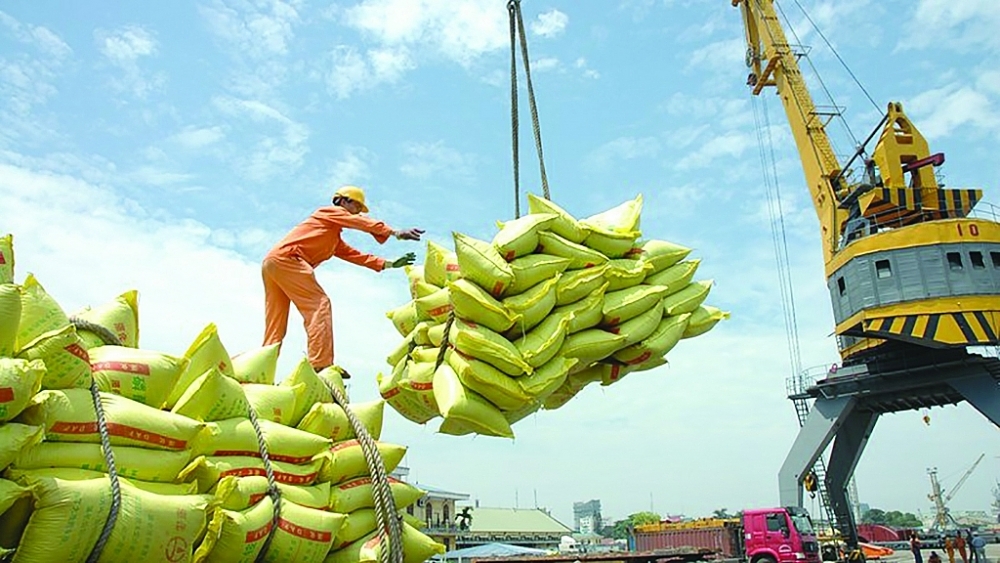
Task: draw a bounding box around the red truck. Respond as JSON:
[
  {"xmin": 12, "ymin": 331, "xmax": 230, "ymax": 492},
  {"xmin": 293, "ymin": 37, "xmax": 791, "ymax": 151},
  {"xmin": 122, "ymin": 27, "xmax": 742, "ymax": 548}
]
[{"xmin": 632, "ymin": 507, "xmax": 821, "ymax": 563}]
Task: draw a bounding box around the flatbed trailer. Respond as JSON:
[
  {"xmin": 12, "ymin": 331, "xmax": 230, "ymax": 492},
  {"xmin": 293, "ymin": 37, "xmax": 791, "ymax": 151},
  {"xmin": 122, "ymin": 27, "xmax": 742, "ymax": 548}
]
[{"xmin": 471, "ymin": 547, "xmax": 717, "ymax": 563}]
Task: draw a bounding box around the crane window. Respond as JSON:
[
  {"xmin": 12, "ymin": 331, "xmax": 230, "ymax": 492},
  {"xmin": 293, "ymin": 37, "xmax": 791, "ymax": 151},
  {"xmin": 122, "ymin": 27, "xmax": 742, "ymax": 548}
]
[
  {"xmin": 947, "ymin": 252, "xmax": 964, "ymax": 271},
  {"xmin": 837, "ymin": 277, "xmax": 846, "ymax": 296},
  {"xmin": 875, "ymin": 259, "xmax": 892, "ymax": 279},
  {"xmin": 970, "ymin": 251, "xmax": 986, "ymax": 270},
  {"xmin": 992, "ymin": 252, "xmax": 1000, "ymax": 269}
]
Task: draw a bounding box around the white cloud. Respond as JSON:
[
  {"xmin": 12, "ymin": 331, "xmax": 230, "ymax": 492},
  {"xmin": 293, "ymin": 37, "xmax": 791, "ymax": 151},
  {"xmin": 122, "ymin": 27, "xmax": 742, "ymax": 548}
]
[
  {"xmin": 532, "ymin": 57, "xmax": 559, "ymax": 73},
  {"xmin": 328, "ymin": 146, "xmax": 376, "ymax": 191},
  {"xmin": 784, "ymin": 0, "xmax": 875, "ymax": 47},
  {"xmin": 0, "ymin": 11, "xmax": 73, "ymax": 146},
  {"xmin": 98, "ymin": 26, "xmax": 157, "ymax": 63},
  {"xmin": 130, "ymin": 166, "xmax": 195, "ymax": 186},
  {"xmin": 685, "ymin": 38, "xmax": 743, "ymax": 73},
  {"xmin": 0, "ymin": 58, "xmax": 58, "ymax": 114},
  {"xmin": 906, "ymin": 84, "xmax": 1000, "ymax": 139},
  {"xmin": 0, "ymin": 10, "xmax": 73, "ymax": 59},
  {"xmin": 95, "ymin": 26, "xmax": 165, "ymax": 98},
  {"xmin": 212, "ymin": 96, "xmax": 309, "ymax": 181},
  {"xmin": 977, "ymin": 70, "xmax": 1000, "ymax": 97},
  {"xmin": 170, "ymin": 126, "xmax": 226, "ymax": 150},
  {"xmin": 323, "ymin": 45, "xmax": 415, "ymax": 99},
  {"xmin": 674, "ymin": 130, "xmax": 754, "ymax": 170},
  {"xmin": 661, "ymin": 92, "xmax": 749, "ymax": 124},
  {"xmin": 198, "ymin": 0, "xmax": 302, "ymax": 99},
  {"xmin": 575, "ymin": 57, "xmax": 599, "ymax": 80},
  {"xmin": 531, "ymin": 9, "xmax": 568, "ymax": 38},
  {"xmin": 479, "ymin": 69, "xmax": 506, "ymax": 88},
  {"xmin": 585, "ymin": 136, "xmax": 660, "ymax": 172},
  {"xmin": 399, "ymin": 141, "xmax": 476, "ymax": 182},
  {"xmin": 901, "ymin": 0, "xmax": 1000, "ymax": 53},
  {"xmin": 199, "ymin": 0, "xmax": 302, "ymax": 59},
  {"xmin": 343, "ymin": 0, "xmax": 509, "ymax": 67}
]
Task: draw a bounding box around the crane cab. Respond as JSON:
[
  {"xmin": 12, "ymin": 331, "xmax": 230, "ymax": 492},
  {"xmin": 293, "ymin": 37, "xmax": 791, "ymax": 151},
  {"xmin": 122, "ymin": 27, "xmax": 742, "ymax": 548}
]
[{"xmin": 826, "ymin": 104, "xmax": 1000, "ymax": 361}]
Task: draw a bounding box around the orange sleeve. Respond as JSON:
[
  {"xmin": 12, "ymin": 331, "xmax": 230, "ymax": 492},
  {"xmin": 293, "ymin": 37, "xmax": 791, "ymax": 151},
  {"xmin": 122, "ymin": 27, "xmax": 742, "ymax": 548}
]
[
  {"xmin": 317, "ymin": 206, "xmax": 394, "ymax": 244},
  {"xmin": 334, "ymin": 240, "xmax": 386, "ymax": 272}
]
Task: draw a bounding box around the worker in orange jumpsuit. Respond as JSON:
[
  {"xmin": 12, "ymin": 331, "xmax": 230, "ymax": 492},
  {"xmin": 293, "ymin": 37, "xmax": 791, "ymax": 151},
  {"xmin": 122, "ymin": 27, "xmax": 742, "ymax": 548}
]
[
  {"xmin": 956, "ymin": 533, "xmax": 969, "ymax": 563},
  {"xmin": 262, "ymin": 185, "xmax": 423, "ymax": 372}
]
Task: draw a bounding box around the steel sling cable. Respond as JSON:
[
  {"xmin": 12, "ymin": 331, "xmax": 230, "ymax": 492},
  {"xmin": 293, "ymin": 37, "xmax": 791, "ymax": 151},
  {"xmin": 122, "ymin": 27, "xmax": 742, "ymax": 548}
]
[
  {"xmin": 69, "ymin": 318, "xmax": 123, "ymax": 563},
  {"xmin": 787, "ymin": 0, "xmax": 879, "ymax": 112},
  {"xmin": 512, "ymin": 0, "xmax": 551, "ymax": 202},
  {"xmin": 508, "ymin": 0, "xmax": 522, "ymax": 218},
  {"xmin": 320, "ymin": 372, "xmax": 403, "ymax": 563}
]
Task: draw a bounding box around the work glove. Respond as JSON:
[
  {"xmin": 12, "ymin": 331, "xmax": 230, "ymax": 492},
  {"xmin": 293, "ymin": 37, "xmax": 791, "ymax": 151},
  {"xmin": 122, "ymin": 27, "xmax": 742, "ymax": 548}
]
[
  {"xmin": 394, "ymin": 228, "xmax": 425, "ymax": 241},
  {"xmin": 388, "ymin": 252, "xmax": 417, "ymax": 269}
]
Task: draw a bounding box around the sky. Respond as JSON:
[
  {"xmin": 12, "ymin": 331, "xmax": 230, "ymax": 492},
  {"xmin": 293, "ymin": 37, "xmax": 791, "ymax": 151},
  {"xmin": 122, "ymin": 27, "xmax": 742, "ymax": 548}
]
[{"xmin": 2, "ymin": 0, "xmax": 999, "ymax": 529}]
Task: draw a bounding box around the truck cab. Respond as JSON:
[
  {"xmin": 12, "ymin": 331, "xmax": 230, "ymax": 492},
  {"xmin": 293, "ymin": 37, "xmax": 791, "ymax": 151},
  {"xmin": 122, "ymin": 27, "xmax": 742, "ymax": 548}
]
[{"xmin": 742, "ymin": 507, "xmax": 821, "ymax": 563}]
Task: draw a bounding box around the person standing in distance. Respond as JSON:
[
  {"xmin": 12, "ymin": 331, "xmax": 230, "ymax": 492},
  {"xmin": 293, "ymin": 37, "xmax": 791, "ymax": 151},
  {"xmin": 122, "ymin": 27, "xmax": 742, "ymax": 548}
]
[{"xmin": 262, "ymin": 185, "xmax": 423, "ymax": 373}]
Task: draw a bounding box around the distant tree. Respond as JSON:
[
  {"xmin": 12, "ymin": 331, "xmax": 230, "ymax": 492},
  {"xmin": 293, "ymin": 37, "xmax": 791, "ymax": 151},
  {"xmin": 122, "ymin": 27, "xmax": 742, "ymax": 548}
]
[
  {"xmin": 862, "ymin": 508, "xmax": 888, "ymax": 524},
  {"xmin": 860, "ymin": 508, "xmax": 920, "ymax": 528},
  {"xmin": 713, "ymin": 509, "xmax": 733, "ymax": 519},
  {"xmin": 886, "ymin": 512, "xmax": 922, "ymax": 528},
  {"xmin": 609, "ymin": 512, "xmax": 662, "ymax": 540}
]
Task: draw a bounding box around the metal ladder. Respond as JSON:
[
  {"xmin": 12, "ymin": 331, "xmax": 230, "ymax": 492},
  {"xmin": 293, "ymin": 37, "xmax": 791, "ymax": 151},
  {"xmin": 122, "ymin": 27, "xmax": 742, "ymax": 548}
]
[{"xmin": 789, "ymin": 372, "xmax": 839, "ymax": 536}]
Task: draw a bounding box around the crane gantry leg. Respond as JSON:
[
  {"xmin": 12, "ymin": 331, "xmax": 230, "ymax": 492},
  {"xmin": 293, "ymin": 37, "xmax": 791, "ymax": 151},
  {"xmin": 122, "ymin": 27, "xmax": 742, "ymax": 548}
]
[
  {"xmin": 780, "ymin": 352, "xmax": 1000, "ymax": 551},
  {"xmin": 951, "ymin": 373, "xmax": 1000, "ymax": 427},
  {"xmin": 825, "ymin": 410, "xmax": 878, "ymax": 548},
  {"xmin": 778, "ymin": 396, "xmax": 856, "ymax": 508}
]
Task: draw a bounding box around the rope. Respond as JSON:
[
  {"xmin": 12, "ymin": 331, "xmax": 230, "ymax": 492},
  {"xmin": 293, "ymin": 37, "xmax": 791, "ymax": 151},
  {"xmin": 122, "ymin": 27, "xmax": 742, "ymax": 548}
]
[
  {"xmin": 69, "ymin": 318, "xmax": 123, "ymax": 563},
  {"xmin": 86, "ymin": 377, "xmax": 122, "ymax": 563},
  {"xmin": 72, "ymin": 318, "xmax": 122, "ymax": 349},
  {"xmin": 434, "ymin": 312, "xmax": 456, "ymax": 371},
  {"xmin": 507, "ymin": 0, "xmax": 551, "ymax": 219},
  {"xmin": 321, "ymin": 372, "xmax": 403, "ymax": 563},
  {"xmin": 247, "ymin": 406, "xmax": 282, "ymax": 563}
]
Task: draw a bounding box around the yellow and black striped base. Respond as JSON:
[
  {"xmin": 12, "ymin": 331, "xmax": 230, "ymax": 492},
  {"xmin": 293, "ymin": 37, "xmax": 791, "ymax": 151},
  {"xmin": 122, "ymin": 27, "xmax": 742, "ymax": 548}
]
[{"xmin": 862, "ymin": 310, "xmax": 1000, "ymax": 347}]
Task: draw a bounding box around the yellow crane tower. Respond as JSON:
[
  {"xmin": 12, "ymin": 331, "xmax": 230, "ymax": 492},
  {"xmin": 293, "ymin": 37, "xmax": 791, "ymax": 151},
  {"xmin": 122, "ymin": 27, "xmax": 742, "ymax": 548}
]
[{"xmin": 732, "ymin": 0, "xmax": 1000, "ymax": 553}]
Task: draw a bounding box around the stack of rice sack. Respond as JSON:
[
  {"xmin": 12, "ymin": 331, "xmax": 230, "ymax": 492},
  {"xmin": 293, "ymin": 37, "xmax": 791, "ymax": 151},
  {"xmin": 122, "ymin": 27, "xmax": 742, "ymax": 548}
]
[
  {"xmin": 0, "ymin": 233, "xmax": 443, "ymax": 563},
  {"xmin": 381, "ymin": 195, "xmax": 729, "ymax": 438}
]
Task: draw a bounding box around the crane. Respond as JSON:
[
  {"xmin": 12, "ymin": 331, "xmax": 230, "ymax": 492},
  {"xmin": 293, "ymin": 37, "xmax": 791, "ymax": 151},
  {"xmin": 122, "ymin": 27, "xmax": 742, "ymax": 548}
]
[
  {"xmin": 731, "ymin": 0, "xmax": 1000, "ymax": 553},
  {"xmin": 928, "ymin": 454, "xmax": 986, "ymax": 531}
]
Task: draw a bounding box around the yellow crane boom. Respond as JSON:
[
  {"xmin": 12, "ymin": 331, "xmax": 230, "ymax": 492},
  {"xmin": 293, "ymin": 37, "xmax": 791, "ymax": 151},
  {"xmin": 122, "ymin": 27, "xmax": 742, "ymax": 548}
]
[{"xmin": 735, "ymin": 0, "xmax": 846, "ymax": 263}]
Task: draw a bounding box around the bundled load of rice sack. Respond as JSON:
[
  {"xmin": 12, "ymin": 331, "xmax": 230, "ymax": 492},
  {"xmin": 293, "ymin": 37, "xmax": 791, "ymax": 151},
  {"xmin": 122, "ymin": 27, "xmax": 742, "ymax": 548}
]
[{"xmin": 381, "ymin": 195, "xmax": 728, "ymax": 437}]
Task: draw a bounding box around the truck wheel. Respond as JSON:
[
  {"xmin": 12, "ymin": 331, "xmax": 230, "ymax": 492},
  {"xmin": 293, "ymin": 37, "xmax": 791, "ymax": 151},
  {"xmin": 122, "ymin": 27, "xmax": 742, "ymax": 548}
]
[{"xmin": 756, "ymin": 557, "xmax": 777, "ymax": 563}]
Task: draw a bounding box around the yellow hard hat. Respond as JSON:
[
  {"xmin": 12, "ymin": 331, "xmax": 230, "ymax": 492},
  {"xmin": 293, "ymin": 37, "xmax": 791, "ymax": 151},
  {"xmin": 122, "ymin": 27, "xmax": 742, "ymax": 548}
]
[{"xmin": 334, "ymin": 185, "xmax": 369, "ymax": 213}]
